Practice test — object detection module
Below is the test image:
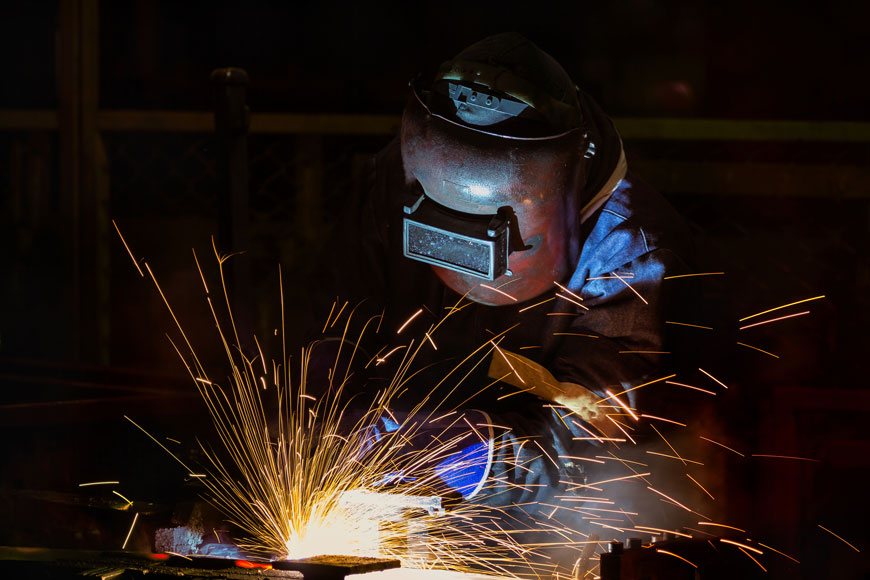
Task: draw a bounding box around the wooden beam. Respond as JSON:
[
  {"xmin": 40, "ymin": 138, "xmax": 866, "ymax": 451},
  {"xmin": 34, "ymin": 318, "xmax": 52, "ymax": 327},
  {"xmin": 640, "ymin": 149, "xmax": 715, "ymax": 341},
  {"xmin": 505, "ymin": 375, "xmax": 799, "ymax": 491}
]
[
  {"xmin": 632, "ymin": 160, "xmax": 870, "ymax": 198},
  {"xmin": 615, "ymin": 117, "xmax": 870, "ymax": 142},
  {"xmin": 5, "ymin": 108, "xmax": 870, "ymax": 143},
  {"xmin": 0, "ymin": 110, "xmax": 58, "ymax": 130},
  {"xmin": 56, "ymin": 0, "xmax": 107, "ymax": 364}
]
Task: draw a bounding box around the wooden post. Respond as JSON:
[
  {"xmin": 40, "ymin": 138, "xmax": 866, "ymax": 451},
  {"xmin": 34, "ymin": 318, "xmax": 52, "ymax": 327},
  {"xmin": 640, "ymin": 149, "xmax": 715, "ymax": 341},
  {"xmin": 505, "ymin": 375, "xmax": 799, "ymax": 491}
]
[{"xmin": 57, "ymin": 0, "xmax": 109, "ymax": 363}]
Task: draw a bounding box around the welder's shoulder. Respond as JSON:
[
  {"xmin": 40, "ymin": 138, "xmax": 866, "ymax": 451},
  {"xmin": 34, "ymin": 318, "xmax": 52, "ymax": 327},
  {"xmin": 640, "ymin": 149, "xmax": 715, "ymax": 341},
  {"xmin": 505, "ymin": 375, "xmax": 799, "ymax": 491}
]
[{"xmin": 583, "ymin": 174, "xmax": 694, "ymax": 274}]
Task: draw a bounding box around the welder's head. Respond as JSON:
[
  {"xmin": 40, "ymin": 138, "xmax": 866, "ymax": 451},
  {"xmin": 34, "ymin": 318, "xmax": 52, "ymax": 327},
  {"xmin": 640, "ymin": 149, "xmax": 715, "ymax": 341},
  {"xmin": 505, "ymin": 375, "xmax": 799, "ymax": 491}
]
[{"xmin": 400, "ymin": 33, "xmax": 591, "ymax": 306}]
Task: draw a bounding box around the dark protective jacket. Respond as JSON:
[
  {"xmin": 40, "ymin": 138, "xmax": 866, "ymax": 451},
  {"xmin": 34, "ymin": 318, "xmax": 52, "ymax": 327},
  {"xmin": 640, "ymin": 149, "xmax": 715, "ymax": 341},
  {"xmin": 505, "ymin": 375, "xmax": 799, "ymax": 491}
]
[{"xmin": 310, "ymin": 133, "xmax": 724, "ymax": 510}]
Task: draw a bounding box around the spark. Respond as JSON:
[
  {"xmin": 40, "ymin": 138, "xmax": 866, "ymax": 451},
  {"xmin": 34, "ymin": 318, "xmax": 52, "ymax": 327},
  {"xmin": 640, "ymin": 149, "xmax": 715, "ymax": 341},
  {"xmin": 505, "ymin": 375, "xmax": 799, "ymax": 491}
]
[
  {"xmin": 587, "ymin": 273, "xmax": 635, "ymax": 280},
  {"xmin": 698, "ymin": 522, "xmax": 745, "ymax": 533},
  {"xmin": 646, "ymin": 486, "xmax": 693, "ymax": 513},
  {"xmin": 603, "ymin": 389, "xmax": 639, "ymax": 421},
  {"xmin": 739, "ymin": 310, "xmax": 811, "ymax": 331},
  {"xmin": 665, "ymin": 321, "xmax": 714, "ymax": 330},
  {"xmin": 573, "ymin": 473, "xmax": 652, "ymax": 489},
  {"xmin": 610, "ymin": 271, "xmax": 648, "ymax": 304},
  {"xmin": 606, "ymin": 416, "xmax": 637, "ymax": 444},
  {"xmin": 651, "ymin": 424, "xmax": 686, "ymax": 465},
  {"xmin": 663, "ymin": 271, "xmax": 725, "ymax": 280},
  {"xmin": 656, "ymin": 549, "xmax": 698, "ymax": 569},
  {"xmin": 619, "ymin": 350, "xmax": 670, "ymax": 354},
  {"xmin": 557, "ymin": 455, "xmax": 606, "ymax": 464},
  {"xmin": 518, "ymin": 296, "xmax": 555, "ymax": 313},
  {"xmin": 739, "ymin": 294, "xmax": 825, "ymax": 322},
  {"xmin": 166, "ymin": 551, "xmax": 193, "ymax": 561},
  {"xmin": 572, "ymin": 437, "xmax": 626, "ymax": 443},
  {"xmin": 553, "ymin": 332, "xmax": 599, "ymax": 338},
  {"xmin": 396, "ymin": 308, "xmax": 423, "ymax": 334},
  {"xmin": 686, "ymin": 474, "xmax": 715, "ymax": 500},
  {"xmin": 665, "ymin": 380, "xmax": 717, "ymax": 396},
  {"xmin": 112, "ymin": 220, "xmax": 144, "ymax": 277},
  {"xmin": 493, "ymin": 343, "xmax": 525, "ymax": 385},
  {"xmin": 698, "ymin": 368, "xmax": 729, "ymax": 389},
  {"xmin": 124, "ymin": 415, "xmax": 195, "ymax": 473},
  {"xmin": 635, "ymin": 526, "xmax": 692, "ymax": 538},
  {"xmin": 598, "ymin": 374, "xmax": 676, "ymax": 403},
  {"xmin": 112, "ymin": 490, "xmax": 133, "ymax": 505},
  {"xmin": 699, "ymin": 436, "xmax": 745, "ymax": 457},
  {"xmin": 121, "ymin": 512, "xmax": 139, "ymax": 550},
  {"xmin": 736, "ymin": 341, "xmax": 780, "ymax": 358},
  {"xmin": 329, "ymin": 301, "xmax": 349, "ymax": 329},
  {"xmin": 424, "ymin": 332, "xmax": 438, "ymax": 350},
  {"xmin": 720, "ymin": 538, "xmax": 763, "ymax": 555},
  {"xmin": 166, "ymin": 437, "xmax": 181, "ymax": 444},
  {"xmin": 752, "ymin": 454, "xmax": 819, "ymax": 462},
  {"xmin": 738, "ymin": 547, "xmax": 767, "ymax": 572},
  {"xmin": 646, "ymin": 451, "xmax": 704, "ymax": 466},
  {"xmin": 818, "ymin": 524, "xmax": 862, "ymax": 552},
  {"xmin": 78, "ymin": 480, "xmax": 119, "ymax": 487},
  {"xmin": 480, "ymin": 284, "xmax": 518, "ymax": 302},
  {"xmin": 757, "ymin": 542, "xmax": 800, "ymax": 564},
  {"xmin": 553, "ymin": 281, "xmax": 585, "ymax": 303},
  {"xmin": 640, "ymin": 413, "xmax": 686, "ymax": 427},
  {"xmin": 555, "ymin": 293, "xmax": 589, "ymax": 310},
  {"xmin": 595, "ymin": 456, "xmax": 648, "ymax": 467}
]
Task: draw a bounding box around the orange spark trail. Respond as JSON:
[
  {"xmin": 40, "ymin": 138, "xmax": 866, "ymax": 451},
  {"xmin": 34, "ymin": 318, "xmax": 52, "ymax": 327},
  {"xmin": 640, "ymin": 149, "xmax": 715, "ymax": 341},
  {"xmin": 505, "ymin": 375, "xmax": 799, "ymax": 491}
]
[
  {"xmin": 739, "ymin": 310, "xmax": 810, "ymax": 331},
  {"xmin": 698, "ymin": 368, "xmax": 729, "ymax": 389},
  {"xmin": 656, "ymin": 549, "xmax": 698, "ymax": 569},
  {"xmin": 720, "ymin": 539, "xmax": 763, "ymax": 555},
  {"xmin": 752, "ymin": 454, "xmax": 819, "ymax": 462},
  {"xmin": 641, "ymin": 413, "xmax": 687, "ymax": 427},
  {"xmin": 598, "ymin": 374, "xmax": 676, "ymax": 404},
  {"xmin": 480, "ymin": 284, "xmax": 518, "ymax": 302},
  {"xmin": 647, "ymin": 486, "xmax": 693, "ymax": 513},
  {"xmin": 738, "ymin": 547, "xmax": 767, "ymax": 572},
  {"xmin": 555, "ymin": 293, "xmax": 590, "ymax": 310},
  {"xmin": 604, "ymin": 389, "xmax": 639, "ymax": 421},
  {"xmin": 122, "ymin": 512, "xmax": 139, "ymax": 550},
  {"xmin": 611, "ymin": 271, "xmax": 648, "ymax": 304},
  {"xmin": 518, "ymin": 296, "xmax": 555, "ymax": 313},
  {"xmin": 646, "ymin": 451, "xmax": 704, "ymax": 466},
  {"xmin": 758, "ymin": 542, "xmax": 801, "ymax": 564},
  {"xmin": 665, "ymin": 321, "xmax": 714, "ymax": 330},
  {"xmin": 665, "ymin": 381, "xmax": 717, "ymax": 396},
  {"xmin": 700, "ymin": 436, "xmax": 745, "ymax": 457},
  {"xmin": 739, "ymin": 294, "xmax": 825, "ymax": 322},
  {"xmin": 698, "ymin": 522, "xmax": 745, "ymax": 533},
  {"xmin": 112, "ymin": 220, "xmax": 144, "ymax": 277},
  {"xmin": 686, "ymin": 474, "xmax": 715, "ymax": 500},
  {"xmin": 396, "ymin": 308, "xmax": 423, "ymax": 334},
  {"xmin": 737, "ymin": 341, "xmax": 780, "ymax": 358},
  {"xmin": 818, "ymin": 524, "xmax": 862, "ymax": 553},
  {"xmin": 634, "ymin": 526, "xmax": 692, "ymax": 538},
  {"xmin": 651, "ymin": 424, "xmax": 687, "ymax": 465},
  {"xmin": 663, "ymin": 271, "xmax": 725, "ymax": 280},
  {"xmin": 553, "ymin": 281, "xmax": 585, "ymax": 303}
]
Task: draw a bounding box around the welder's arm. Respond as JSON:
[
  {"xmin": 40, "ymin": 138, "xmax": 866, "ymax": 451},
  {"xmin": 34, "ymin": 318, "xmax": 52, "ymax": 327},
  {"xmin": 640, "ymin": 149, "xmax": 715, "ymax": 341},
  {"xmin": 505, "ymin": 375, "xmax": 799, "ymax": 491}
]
[
  {"xmin": 473, "ymin": 250, "xmax": 695, "ymax": 506},
  {"xmin": 551, "ymin": 248, "xmax": 693, "ymax": 411}
]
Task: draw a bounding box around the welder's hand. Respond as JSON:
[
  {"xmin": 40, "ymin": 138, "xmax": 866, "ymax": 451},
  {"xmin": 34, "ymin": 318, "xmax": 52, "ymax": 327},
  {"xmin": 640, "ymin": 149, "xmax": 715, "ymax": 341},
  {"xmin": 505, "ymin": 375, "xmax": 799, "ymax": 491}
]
[{"xmin": 553, "ymin": 382, "xmax": 625, "ymax": 441}]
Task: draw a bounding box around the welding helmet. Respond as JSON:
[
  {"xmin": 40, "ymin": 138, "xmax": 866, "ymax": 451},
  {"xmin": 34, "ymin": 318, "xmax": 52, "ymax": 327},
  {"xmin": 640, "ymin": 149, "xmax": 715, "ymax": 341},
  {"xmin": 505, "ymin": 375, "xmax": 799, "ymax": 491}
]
[{"xmin": 400, "ymin": 33, "xmax": 591, "ymax": 306}]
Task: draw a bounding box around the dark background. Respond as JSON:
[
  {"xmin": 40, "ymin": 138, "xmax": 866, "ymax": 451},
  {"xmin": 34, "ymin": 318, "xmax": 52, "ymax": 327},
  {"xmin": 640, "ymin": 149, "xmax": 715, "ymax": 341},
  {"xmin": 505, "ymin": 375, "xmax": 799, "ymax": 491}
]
[{"xmin": 0, "ymin": 1, "xmax": 868, "ymax": 578}]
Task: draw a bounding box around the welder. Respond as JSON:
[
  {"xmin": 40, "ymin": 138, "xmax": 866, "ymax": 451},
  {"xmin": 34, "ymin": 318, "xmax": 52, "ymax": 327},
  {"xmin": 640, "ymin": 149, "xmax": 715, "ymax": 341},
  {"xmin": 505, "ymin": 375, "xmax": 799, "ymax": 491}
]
[{"xmin": 311, "ymin": 33, "xmax": 720, "ymax": 515}]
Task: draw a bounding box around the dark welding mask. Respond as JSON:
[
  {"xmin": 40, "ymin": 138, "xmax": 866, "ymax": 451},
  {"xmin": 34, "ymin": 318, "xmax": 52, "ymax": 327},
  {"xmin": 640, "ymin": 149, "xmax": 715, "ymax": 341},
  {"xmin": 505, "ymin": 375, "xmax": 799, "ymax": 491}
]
[{"xmin": 400, "ymin": 33, "xmax": 591, "ymax": 305}]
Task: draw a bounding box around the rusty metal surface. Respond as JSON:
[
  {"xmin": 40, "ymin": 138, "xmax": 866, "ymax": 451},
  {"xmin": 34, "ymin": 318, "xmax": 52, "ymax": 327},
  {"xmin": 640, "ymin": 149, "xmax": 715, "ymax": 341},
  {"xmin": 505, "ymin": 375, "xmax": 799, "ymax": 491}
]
[{"xmin": 0, "ymin": 546, "xmax": 300, "ymax": 579}]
